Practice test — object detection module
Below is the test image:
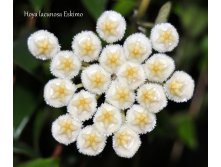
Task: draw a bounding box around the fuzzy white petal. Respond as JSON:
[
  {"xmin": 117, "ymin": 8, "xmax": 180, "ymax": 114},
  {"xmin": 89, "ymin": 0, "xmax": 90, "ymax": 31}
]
[
  {"xmin": 51, "ymin": 114, "xmax": 82, "ymax": 145},
  {"xmin": 72, "ymin": 31, "xmax": 101, "ymax": 62},
  {"xmin": 112, "ymin": 125, "xmax": 141, "ymax": 158},
  {"xmin": 93, "ymin": 103, "xmax": 122, "ymax": 136},
  {"xmin": 126, "ymin": 105, "xmax": 156, "ymax": 134},
  {"xmin": 44, "ymin": 78, "xmax": 76, "ymax": 108},
  {"xmin": 81, "ymin": 64, "xmax": 111, "ymax": 94},
  {"xmin": 123, "ymin": 33, "xmax": 152, "ymax": 63},
  {"xmin": 117, "ymin": 62, "xmax": 146, "ymax": 90},
  {"xmin": 150, "ymin": 23, "xmax": 179, "ymax": 52},
  {"xmin": 27, "ymin": 30, "xmax": 60, "ymax": 60},
  {"xmin": 50, "ymin": 51, "xmax": 81, "ymax": 79},
  {"xmin": 164, "ymin": 71, "xmax": 195, "ymax": 102},
  {"xmin": 137, "ymin": 83, "xmax": 167, "ymax": 113},
  {"xmin": 106, "ymin": 80, "xmax": 135, "ymax": 110},
  {"xmin": 143, "ymin": 53, "xmax": 175, "ymax": 82},
  {"xmin": 99, "ymin": 44, "xmax": 126, "ymax": 74},
  {"xmin": 77, "ymin": 125, "xmax": 106, "ymax": 156},
  {"xmin": 96, "ymin": 10, "xmax": 126, "ymax": 43},
  {"xmin": 67, "ymin": 90, "xmax": 97, "ymax": 121}
]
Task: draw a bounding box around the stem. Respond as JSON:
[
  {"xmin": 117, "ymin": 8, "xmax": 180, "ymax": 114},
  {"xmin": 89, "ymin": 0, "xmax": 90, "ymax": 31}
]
[
  {"xmin": 76, "ymin": 83, "xmax": 83, "ymax": 89},
  {"xmin": 136, "ymin": 0, "xmax": 151, "ymax": 19}
]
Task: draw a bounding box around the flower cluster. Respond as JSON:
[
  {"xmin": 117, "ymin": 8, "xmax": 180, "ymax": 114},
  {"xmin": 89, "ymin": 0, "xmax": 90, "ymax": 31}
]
[{"xmin": 27, "ymin": 10, "xmax": 194, "ymax": 158}]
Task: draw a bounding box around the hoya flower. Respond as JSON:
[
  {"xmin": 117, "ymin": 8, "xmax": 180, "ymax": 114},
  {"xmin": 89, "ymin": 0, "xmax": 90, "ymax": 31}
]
[
  {"xmin": 143, "ymin": 53, "xmax": 175, "ymax": 83},
  {"xmin": 106, "ymin": 80, "xmax": 135, "ymax": 109},
  {"xmin": 96, "ymin": 10, "xmax": 126, "ymax": 43},
  {"xmin": 137, "ymin": 83, "xmax": 167, "ymax": 113},
  {"xmin": 77, "ymin": 125, "xmax": 106, "ymax": 156},
  {"xmin": 81, "ymin": 64, "xmax": 111, "ymax": 94},
  {"xmin": 93, "ymin": 103, "xmax": 122, "ymax": 136},
  {"xmin": 67, "ymin": 90, "xmax": 97, "ymax": 121},
  {"xmin": 72, "ymin": 31, "xmax": 101, "ymax": 62},
  {"xmin": 117, "ymin": 62, "xmax": 146, "ymax": 90},
  {"xmin": 44, "ymin": 78, "xmax": 76, "ymax": 108},
  {"xmin": 150, "ymin": 23, "xmax": 179, "ymax": 52},
  {"xmin": 50, "ymin": 51, "xmax": 81, "ymax": 79},
  {"xmin": 27, "ymin": 30, "xmax": 60, "ymax": 60},
  {"xmin": 126, "ymin": 105, "xmax": 156, "ymax": 134},
  {"xmin": 164, "ymin": 71, "xmax": 195, "ymax": 103},
  {"xmin": 112, "ymin": 125, "xmax": 141, "ymax": 158},
  {"xmin": 99, "ymin": 44, "xmax": 126, "ymax": 74},
  {"xmin": 123, "ymin": 33, "xmax": 152, "ymax": 63},
  {"xmin": 51, "ymin": 114, "xmax": 82, "ymax": 145}
]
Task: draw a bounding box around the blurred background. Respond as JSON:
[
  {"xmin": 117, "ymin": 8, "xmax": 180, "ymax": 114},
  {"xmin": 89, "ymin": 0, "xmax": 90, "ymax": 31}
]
[{"xmin": 13, "ymin": 0, "xmax": 208, "ymax": 166}]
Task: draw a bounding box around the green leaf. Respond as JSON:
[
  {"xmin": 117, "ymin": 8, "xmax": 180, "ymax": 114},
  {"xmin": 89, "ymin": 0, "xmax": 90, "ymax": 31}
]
[
  {"xmin": 18, "ymin": 158, "xmax": 59, "ymax": 167},
  {"xmin": 173, "ymin": 113, "xmax": 198, "ymax": 149},
  {"xmin": 14, "ymin": 32, "xmax": 43, "ymax": 81},
  {"xmin": 155, "ymin": 1, "xmax": 172, "ymax": 24},
  {"xmin": 14, "ymin": 141, "xmax": 39, "ymax": 158},
  {"xmin": 13, "ymin": 83, "xmax": 38, "ymax": 140},
  {"xmin": 29, "ymin": 0, "xmax": 47, "ymax": 11},
  {"xmin": 112, "ymin": 0, "xmax": 136, "ymax": 16},
  {"xmin": 82, "ymin": 0, "xmax": 107, "ymax": 20}
]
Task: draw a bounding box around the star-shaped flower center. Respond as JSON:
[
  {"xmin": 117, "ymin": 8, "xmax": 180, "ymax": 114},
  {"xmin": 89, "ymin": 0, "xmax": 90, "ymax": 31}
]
[
  {"xmin": 115, "ymin": 131, "xmax": 132, "ymax": 148},
  {"xmin": 51, "ymin": 83, "xmax": 70, "ymax": 101},
  {"xmin": 57, "ymin": 57, "xmax": 75, "ymax": 73},
  {"xmin": 148, "ymin": 60, "xmax": 166, "ymax": 76},
  {"xmin": 97, "ymin": 110, "xmax": 117, "ymax": 128},
  {"xmin": 58, "ymin": 119, "xmax": 76, "ymax": 138},
  {"xmin": 101, "ymin": 19, "xmax": 118, "ymax": 36},
  {"xmin": 36, "ymin": 39, "xmax": 53, "ymax": 55},
  {"xmin": 72, "ymin": 96, "xmax": 92, "ymax": 113},
  {"xmin": 128, "ymin": 42, "xmax": 145, "ymax": 58},
  {"xmin": 83, "ymin": 133, "xmax": 102, "ymax": 151},
  {"xmin": 169, "ymin": 80, "xmax": 184, "ymax": 96},
  {"xmin": 140, "ymin": 88, "xmax": 158, "ymax": 104},
  {"xmin": 105, "ymin": 52, "xmax": 120, "ymax": 68},
  {"xmin": 158, "ymin": 29, "xmax": 174, "ymax": 46},
  {"xmin": 79, "ymin": 38, "xmax": 96, "ymax": 55},
  {"xmin": 114, "ymin": 88, "xmax": 130, "ymax": 103},
  {"xmin": 89, "ymin": 72, "xmax": 107, "ymax": 88},
  {"xmin": 133, "ymin": 112, "xmax": 150, "ymax": 129},
  {"xmin": 123, "ymin": 66, "xmax": 139, "ymax": 81}
]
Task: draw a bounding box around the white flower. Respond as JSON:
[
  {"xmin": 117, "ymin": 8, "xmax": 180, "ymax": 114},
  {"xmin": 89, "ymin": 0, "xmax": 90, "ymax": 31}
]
[
  {"xmin": 106, "ymin": 80, "xmax": 135, "ymax": 110},
  {"xmin": 27, "ymin": 30, "xmax": 60, "ymax": 60},
  {"xmin": 67, "ymin": 90, "xmax": 97, "ymax": 121},
  {"xmin": 50, "ymin": 51, "xmax": 81, "ymax": 79},
  {"xmin": 126, "ymin": 105, "xmax": 156, "ymax": 134},
  {"xmin": 112, "ymin": 125, "xmax": 141, "ymax": 158},
  {"xmin": 99, "ymin": 44, "xmax": 126, "ymax": 74},
  {"xmin": 143, "ymin": 53, "xmax": 175, "ymax": 82},
  {"xmin": 93, "ymin": 103, "xmax": 122, "ymax": 136},
  {"xmin": 77, "ymin": 125, "xmax": 106, "ymax": 156},
  {"xmin": 164, "ymin": 71, "xmax": 195, "ymax": 102},
  {"xmin": 72, "ymin": 31, "xmax": 101, "ymax": 62},
  {"xmin": 137, "ymin": 83, "xmax": 167, "ymax": 113},
  {"xmin": 81, "ymin": 64, "xmax": 111, "ymax": 94},
  {"xmin": 96, "ymin": 10, "xmax": 126, "ymax": 43},
  {"xmin": 51, "ymin": 114, "xmax": 82, "ymax": 145},
  {"xmin": 117, "ymin": 62, "xmax": 146, "ymax": 90},
  {"xmin": 150, "ymin": 23, "xmax": 179, "ymax": 52},
  {"xmin": 123, "ymin": 33, "xmax": 152, "ymax": 63},
  {"xmin": 44, "ymin": 78, "xmax": 76, "ymax": 108}
]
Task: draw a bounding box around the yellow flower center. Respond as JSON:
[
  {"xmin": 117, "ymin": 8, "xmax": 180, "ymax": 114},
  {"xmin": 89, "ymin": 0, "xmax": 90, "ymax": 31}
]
[
  {"xmin": 101, "ymin": 19, "xmax": 118, "ymax": 36},
  {"xmin": 114, "ymin": 88, "xmax": 130, "ymax": 103},
  {"xmin": 89, "ymin": 72, "xmax": 107, "ymax": 88},
  {"xmin": 72, "ymin": 96, "xmax": 91, "ymax": 112},
  {"xmin": 128, "ymin": 42, "xmax": 145, "ymax": 58},
  {"xmin": 51, "ymin": 83, "xmax": 70, "ymax": 101},
  {"xmin": 58, "ymin": 119, "xmax": 76, "ymax": 138},
  {"xmin": 158, "ymin": 29, "xmax": 174, "ymax": 45},
  {"xmin": 105, "ymin": 53, "xmax": 120, "ymax": 68},
  {"xmin": 97, "ymin": 110, "xmax": 117, "ymax": 127},
  {"xmin": 115, "ymin": 131, "xmax": 131, "ymax": 148},
  {"xmin": 123, "ymin": 66, "xmax": 139, "ymax": 81},
  {"xmin": 134, "ymin": 112, "xmax": 149, "ymax": 129},
  {"xmin": 83, "ymin": 133, "xmax": 102, "ymax": 150},
  {"xmin": 57, "ymin": 57, "xmax": 75, "ymax": 73},
  {"xmin": 36, "ymin": 39, "xmax": 53, "ymax": 55},
  {"xmin": 169, "ymin": 80, "xmax": 184, "ymax": 96},
  {"xmin": 140, "ymin": 88, "xmax": 158, "ymax": 104},
  {"xmin": 149, "ymin": 60, "xmax": 166, "ymax": 76},
  {"xmin": 79, "ymin": 38, "xmax": 95, "ymax": 55}
]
